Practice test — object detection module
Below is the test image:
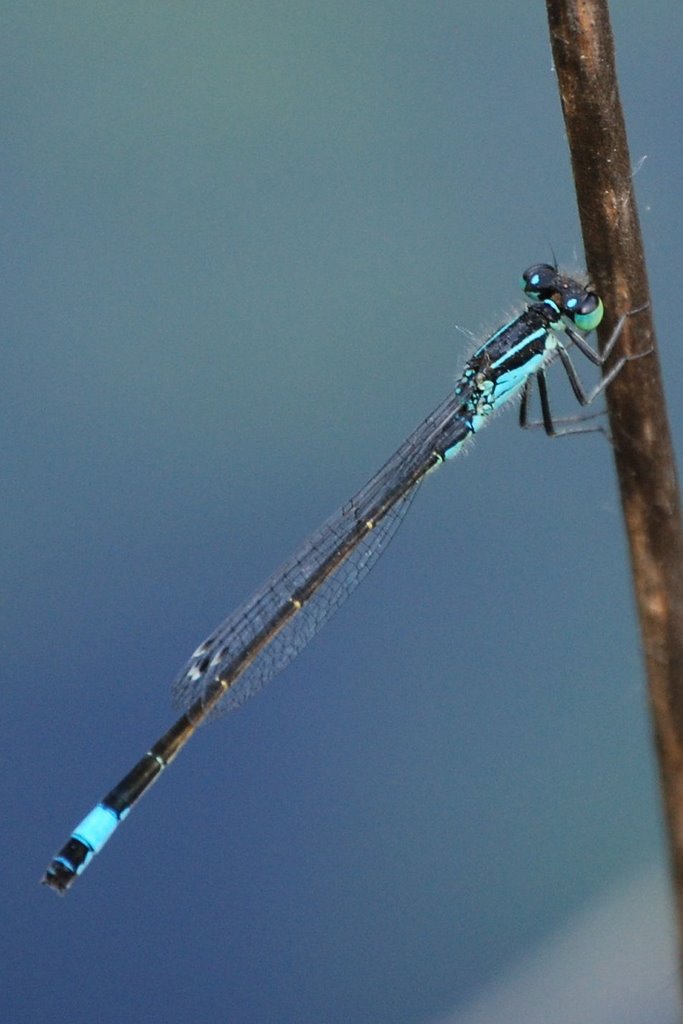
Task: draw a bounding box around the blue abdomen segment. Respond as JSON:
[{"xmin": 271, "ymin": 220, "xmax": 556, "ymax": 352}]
[
  {"xmin": 442, "ymin": 415, "xmax": 478, "ymax": 459},
  {"xmin": 43, "ymin": 715, "xmax": 193, "ymax": 891},
  {"xmin": 72, "ymin": 804, "xmax": 124, "ymax": 856},
  {"xmin": 43, "ymin": 804, "xmax": 126, "ymax": 891}
]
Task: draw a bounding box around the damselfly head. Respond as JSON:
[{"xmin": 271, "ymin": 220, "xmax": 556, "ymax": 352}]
[{"xmin": 521, "ymin": 264, "xmax": 603, "ymax": 333}]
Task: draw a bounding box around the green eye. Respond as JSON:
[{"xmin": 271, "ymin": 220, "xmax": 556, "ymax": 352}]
[{"xmin": 567, "ymin": 293, "xmax": 603, "ymax": 332}]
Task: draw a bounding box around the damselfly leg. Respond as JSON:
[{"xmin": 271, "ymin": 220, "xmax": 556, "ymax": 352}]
[{"xmin": 519, "ymin": 304, "xmax": 651, "ymax": 438}]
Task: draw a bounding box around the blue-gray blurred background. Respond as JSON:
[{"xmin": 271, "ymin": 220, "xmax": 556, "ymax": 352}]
[{"xmin": 4, "ymin": 3, "xmax": 683, "ymax": 1022}]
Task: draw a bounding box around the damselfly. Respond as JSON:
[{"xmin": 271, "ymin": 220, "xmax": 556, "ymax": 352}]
[{"xmin": 43, "ymin": 263, "xmax": 644, "ymax": 893}]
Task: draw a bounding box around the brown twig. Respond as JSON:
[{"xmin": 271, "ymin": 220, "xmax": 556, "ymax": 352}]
[{"xmin": 545, "ymin": 0, "xmax": 683, "ymax": 983}]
